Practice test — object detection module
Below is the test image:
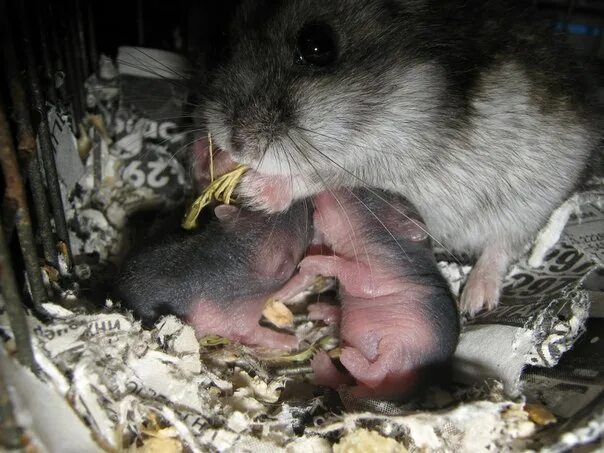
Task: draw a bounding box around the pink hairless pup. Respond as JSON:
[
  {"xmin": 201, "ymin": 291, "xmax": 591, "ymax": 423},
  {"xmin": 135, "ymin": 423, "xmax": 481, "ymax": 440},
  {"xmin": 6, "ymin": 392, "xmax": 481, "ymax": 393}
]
[{"xmin": 271, "ymin": 188, "xmax": 460, "ymax": 399}]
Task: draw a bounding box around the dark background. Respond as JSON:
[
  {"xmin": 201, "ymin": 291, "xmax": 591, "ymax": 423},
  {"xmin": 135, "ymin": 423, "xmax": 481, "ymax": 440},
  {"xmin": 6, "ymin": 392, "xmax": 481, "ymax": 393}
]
[
  {"xmin": 92, "ymin": 1, "xmax": 604, "ymax": 55},
  {"xmin": 90, "ymin": 0, "xmax": 604, "ymax": 95}
]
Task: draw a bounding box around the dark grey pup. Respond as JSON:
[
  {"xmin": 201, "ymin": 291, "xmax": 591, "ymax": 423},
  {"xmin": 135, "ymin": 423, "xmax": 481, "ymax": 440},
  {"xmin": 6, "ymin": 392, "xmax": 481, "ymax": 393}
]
[
  {"xmin": 199, "ymin": 0, "xmax": 602, "ymax": 315},
  {"xmin": 114, "ymin": 201, "xmax": 313, "ymax": 350}
]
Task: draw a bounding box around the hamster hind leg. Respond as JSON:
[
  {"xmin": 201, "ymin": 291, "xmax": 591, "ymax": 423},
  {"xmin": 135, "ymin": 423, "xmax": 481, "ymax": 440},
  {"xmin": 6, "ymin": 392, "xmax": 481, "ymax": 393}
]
[{"xmin": 459, "ymin": 244, "xmax": 510, "ymax": 316}]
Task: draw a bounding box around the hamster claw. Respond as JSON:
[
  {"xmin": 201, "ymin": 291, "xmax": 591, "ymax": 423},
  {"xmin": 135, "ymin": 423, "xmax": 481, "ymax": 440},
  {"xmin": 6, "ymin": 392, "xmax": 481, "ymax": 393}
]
[
  {"xmin": 459, "ymin": 245, "xmax": 510, "ymax": 317},
  {"xmin": 459, "ymin": 276, "xmax": 501, "ymax": 316}
]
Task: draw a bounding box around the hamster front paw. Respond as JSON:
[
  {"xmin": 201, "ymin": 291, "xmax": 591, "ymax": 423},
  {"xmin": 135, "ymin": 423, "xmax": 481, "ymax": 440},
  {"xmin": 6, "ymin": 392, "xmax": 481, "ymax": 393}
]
[{"xmin": 237, "ymin": 171, "xmax": 295, "ymax": 213}]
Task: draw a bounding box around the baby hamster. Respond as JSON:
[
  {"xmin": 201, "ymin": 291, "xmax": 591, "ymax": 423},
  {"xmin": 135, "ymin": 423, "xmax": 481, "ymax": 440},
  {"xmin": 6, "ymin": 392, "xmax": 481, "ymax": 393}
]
[
  {"xmin": 199, "ymin": 0, "xmax": 601, "ymax": 316},
  {"xmin": 114, "ymin": 201, "xmax": 313, "ymax": 350},
  {"xmin": 271, "ymin": 188, "xmax": 460, "ymax": 399}
]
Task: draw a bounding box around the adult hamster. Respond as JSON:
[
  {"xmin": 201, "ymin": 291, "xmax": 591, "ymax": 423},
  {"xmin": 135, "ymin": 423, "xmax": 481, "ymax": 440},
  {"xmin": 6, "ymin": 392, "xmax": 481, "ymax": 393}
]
[
  {"xmin": 114, "ymin": 201, "xmax": 313, "ymax": 350},
  {"xmin": 199, "ymin": 0, "xmax": 601, "ymax": 315}
]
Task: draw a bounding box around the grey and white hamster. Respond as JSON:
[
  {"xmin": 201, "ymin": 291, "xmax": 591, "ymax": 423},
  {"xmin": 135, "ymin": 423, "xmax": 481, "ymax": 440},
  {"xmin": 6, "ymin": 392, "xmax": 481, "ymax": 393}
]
[{"xmin": 198, "ymin": 0, "xmax": 602, "ymax": 315}]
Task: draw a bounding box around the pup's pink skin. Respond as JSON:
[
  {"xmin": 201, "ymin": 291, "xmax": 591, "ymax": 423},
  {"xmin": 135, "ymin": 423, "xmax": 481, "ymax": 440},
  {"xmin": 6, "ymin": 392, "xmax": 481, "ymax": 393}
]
[
  {"xmin": 270, "ymin": 190, "xmax": 458, "ymax": 399},
  {"xmin": 187, "ymin": 297, "xmax": 299, "ymax": 350},
  {"xmin": 301, "ymin": 252, "xmax": 433, "ymax": 398}
]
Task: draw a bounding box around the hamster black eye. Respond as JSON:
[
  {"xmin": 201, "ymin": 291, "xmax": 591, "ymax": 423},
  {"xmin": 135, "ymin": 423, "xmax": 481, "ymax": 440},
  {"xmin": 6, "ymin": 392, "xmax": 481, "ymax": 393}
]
[{"xmin": 295, "ymin": 22, "xmax": 337, "ymax": 67}]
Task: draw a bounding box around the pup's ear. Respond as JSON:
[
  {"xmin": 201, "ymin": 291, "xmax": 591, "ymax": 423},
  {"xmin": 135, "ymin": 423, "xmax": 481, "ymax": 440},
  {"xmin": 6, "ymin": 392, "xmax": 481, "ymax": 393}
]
[{"xmin": 214, "ymin": 204, "xmax": 241, "ymax": 223}]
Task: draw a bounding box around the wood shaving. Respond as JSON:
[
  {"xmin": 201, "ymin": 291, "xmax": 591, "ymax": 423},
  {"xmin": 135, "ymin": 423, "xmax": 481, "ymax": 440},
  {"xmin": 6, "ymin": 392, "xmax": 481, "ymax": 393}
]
[
  {"xmin": 333, "ymin": 429, "xmax": 408, "ymax": 453},
  {"xmin": 263, "ymin": 298, "xmax": 295, "ymax": 328},
  {"xmin": 525, "ymin": 403, "xmax": 557, "ymax": 426}
]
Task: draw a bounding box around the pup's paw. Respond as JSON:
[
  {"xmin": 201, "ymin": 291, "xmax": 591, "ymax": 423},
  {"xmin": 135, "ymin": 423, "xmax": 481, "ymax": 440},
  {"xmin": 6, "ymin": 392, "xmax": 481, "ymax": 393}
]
[{"xmin": 308, "ymin": 303, "xmax": 341, "ymax": 324}]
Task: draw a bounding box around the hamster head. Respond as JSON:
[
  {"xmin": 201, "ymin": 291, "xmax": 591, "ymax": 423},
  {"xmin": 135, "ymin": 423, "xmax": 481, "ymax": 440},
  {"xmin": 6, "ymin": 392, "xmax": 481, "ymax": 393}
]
[{"xmin": 202, "ymin": 0, "xmax": 447, "ymax": 183}]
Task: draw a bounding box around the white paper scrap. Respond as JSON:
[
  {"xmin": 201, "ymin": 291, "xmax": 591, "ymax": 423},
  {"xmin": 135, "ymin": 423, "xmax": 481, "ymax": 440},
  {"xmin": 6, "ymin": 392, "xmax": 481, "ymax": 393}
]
[
  {"xmin": 0, "ymin": 346, "xmax": 102, "ymax": 453},
  {"xmin": 453, "ymin": 324, "xmax": 534, "ymax": 395}
]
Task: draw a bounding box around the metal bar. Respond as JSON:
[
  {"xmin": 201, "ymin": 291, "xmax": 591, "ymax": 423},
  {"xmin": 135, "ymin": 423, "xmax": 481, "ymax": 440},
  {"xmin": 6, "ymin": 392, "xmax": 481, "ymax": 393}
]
[
  {"xmin": 50, "ymin": 0, "xmax": 83, "ymax": 127},
  {"xmin": 0, "ymin": 101, "xmax": 50, "ymax": 316},
  {"xmin": 0, "ymin": 357, "xmax": 23, "ymax": 449},
  {"xmin": 590, "ymin": 20, "xmax": 604, "ymax": 61},
  {"xmin": 46, "ymin": 1, "xmax": 69, "ymax": 104},
  {"xmin": 0, "ymin": 110, "xmax": 38, "ymax": 372},
  {"xmin": 0, "ymin": 216, "xmax": 37, "ymax": 372},
  {"xmin": 565, "ymin": 0, "xmax": 576, "ymax": 23},
  {"xmin": 16, "ymin": 0, "xmax": 74, "ymax": 271},
  {"xmin": 86, "ymin": 0, "xmax": 98, "ymax": 75},
  {"xmin": 75, "ymin": 0, "xmax": 90, "ymax": 79},
  {"xmin": 1, "ymin": 4, "xmax": 59, "ymax": 268},
  {"xmin": 65, "ymin": 1, "xmax": 87, "ymax": 129},
  {"xmin": 35, "ymin": 0, "xmax": 58, "ymax": 104},
  {"xmin": 60, "ymin": 18, "xmax": 85, "ymax": 127}
]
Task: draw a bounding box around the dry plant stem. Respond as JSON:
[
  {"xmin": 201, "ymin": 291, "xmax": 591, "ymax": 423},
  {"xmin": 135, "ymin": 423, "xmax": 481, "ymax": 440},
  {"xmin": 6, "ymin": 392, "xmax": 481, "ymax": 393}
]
[{"xmin": 182, "ymin": 165, "xmax": 248, "ymax": 229}]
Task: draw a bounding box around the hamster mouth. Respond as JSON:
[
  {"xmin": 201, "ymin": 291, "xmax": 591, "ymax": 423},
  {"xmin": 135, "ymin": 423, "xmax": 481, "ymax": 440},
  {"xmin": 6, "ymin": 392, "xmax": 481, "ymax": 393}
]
[{"xmin": 196, "ymin": 135, "xmax": 301, "ymax": 179}]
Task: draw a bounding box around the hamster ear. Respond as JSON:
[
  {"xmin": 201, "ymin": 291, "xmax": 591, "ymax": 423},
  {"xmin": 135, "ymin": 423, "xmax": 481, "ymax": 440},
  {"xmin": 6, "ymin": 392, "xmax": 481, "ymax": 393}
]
[{"xmin": 214, "ymin": 205, "xmax": 240, "ymax": 223}]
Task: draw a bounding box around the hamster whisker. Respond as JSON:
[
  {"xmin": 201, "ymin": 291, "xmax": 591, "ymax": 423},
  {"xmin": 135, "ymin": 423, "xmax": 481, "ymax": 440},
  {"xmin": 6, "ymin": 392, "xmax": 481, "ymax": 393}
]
[
  {"xmin": 107, "ymin": 95, "xmax": 202, "ymax": 109},
  {"xmin": 286, "ymin": 132, "xmax": 364, "ymax": 272},
  {"xmin": 343, "ymin": 187, "xmax": 378, "ymax": 296},
  {"xmin": 117, "ymin": 48, "xmax": 194, "ymax": 86},
  {"xmin": 254, "ymin": 140, "xmax": 271, "ymax": 174},
  {"xmin": 296, "ymin": 125, "xmax": 421, "ymax": 165},
  {"xmin": 293, "ymin": 127, "xmax": 459, "ymax": 263},
  {"xmin": 280, "ymin": 142, "xmax": 313, "ymax": 242},
  {"xmin": 275, "ymin": 138, "xmax": 298, "ymax": 201},
  {"xmin": 263, "ymin": 209, "xmax": 283, "ymax": 251},
  {"xmin": 156, "ymin": 128, "xmax": 207, "ymax": 164},
  {"xmin": 279, "ymin": 141, "xmax": 316, "ymax": 250},
  {"xmin": 114, "ymin": 125, "xmax": 200, "ymax": 169},
  {"xmin": 344, "ymin": 186, "xmax": 420, "ymax": 279},
  {"xmin": 118, "ymin": 114, "xmax": 198, "ymax": 122}
]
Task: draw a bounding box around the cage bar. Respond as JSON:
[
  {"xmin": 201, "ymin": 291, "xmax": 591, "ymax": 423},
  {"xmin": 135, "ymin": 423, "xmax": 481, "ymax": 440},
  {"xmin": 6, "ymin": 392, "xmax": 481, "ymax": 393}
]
[
  {"xmin": 1, "ymin": 7, "xmax": 59, "ymax": 269},
  {"xmin": 86, "ymin": 1, "xmax": 99, "ymax": 75},
  {"xmin": 0, "ymin": 101, "xmax": 50, "ymax": 316},
  {"xmin": 16, "ymin": 0, "xmax": 75, "ymax": 271},
  {"xmin": 0, "ymin": 362, "xmax": 22, "ymax": 449}
]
